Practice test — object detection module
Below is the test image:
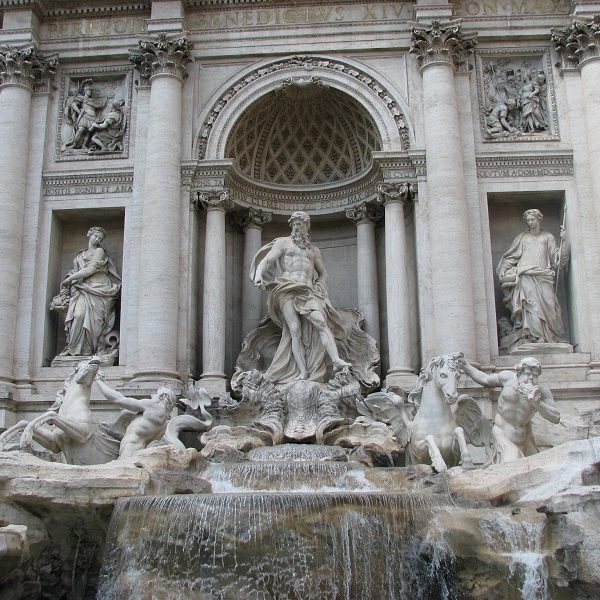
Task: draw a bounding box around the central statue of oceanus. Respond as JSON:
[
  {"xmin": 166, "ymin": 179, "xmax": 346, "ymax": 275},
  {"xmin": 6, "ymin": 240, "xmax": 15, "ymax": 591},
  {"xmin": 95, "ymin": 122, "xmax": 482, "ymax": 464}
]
[{"xmin": 232, "ymin": 211, "xmax": 379, "ymax": 390}]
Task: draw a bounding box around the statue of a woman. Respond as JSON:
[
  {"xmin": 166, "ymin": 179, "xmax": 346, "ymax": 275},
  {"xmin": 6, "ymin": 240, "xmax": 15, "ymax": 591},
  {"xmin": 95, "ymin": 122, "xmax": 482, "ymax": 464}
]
[
  {"xmin": 51, "ymin": 227, "xmax": 121, "ymax": 358},
  {"xmin": 497, "ymin": 209, "xmax": 568, "ymax": 352}
]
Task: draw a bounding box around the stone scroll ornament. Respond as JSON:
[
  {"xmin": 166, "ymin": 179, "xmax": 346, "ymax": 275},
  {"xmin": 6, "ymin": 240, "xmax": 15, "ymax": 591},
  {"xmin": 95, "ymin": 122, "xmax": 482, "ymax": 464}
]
[{"xmin": 50, "ymin": 227, "xmax": 121, "ymax": 365}]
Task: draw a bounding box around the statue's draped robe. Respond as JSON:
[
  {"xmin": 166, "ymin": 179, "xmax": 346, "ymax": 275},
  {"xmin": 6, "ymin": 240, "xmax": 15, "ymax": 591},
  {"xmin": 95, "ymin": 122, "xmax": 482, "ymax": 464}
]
[
  {"xmin": 232, "ymin": 239, "xmax": 379, "ymax": 390},
  {"xmin": 497, "ymin": 230, "xmax": 563, "ymax": 343},
  {"xmin": 64, "ymin": 247, "xmax": 121, "ymax": 356}
]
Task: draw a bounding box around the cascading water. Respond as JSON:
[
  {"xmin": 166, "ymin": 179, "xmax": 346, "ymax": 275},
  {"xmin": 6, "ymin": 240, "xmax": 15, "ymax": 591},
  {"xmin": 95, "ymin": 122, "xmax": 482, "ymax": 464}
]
[
  {"xmin": 98, "ymin": 493, "xmax": 453, "ymax": 599},
  {"xmin": 97, "ymin": 445, "xmax": 459, "ymax": 599},
  {"xmin": 478, "ymin": 511, "xmax": 549, "ymax": 600}
]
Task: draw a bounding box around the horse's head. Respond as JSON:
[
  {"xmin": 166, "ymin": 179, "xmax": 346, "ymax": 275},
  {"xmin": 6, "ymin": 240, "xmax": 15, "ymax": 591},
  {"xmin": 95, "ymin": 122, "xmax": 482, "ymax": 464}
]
[
  {"xmin": 410, "ymin": 352, "xmax": 463, "ymax": 406},
  {"xmin": 433, "ymin": 353, "xmax": 462, "ymax": 404},
  {"xmin": 74, "ymin": 356, "xmax": 100, "ymax": 386}
]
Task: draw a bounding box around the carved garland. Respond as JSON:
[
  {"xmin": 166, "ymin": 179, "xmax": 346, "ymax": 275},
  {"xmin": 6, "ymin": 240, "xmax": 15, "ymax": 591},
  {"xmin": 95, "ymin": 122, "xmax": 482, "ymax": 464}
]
[{"xmin": 197, "ymin": 55, "xmax": 410, "ymax": 160}]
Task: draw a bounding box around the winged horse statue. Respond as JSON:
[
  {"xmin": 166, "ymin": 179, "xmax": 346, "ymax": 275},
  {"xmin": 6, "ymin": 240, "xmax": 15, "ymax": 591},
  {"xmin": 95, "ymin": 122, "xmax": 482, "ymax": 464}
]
[{"xmin": 357, "ymin": 352, "xmax": 492, "ymax": 472}]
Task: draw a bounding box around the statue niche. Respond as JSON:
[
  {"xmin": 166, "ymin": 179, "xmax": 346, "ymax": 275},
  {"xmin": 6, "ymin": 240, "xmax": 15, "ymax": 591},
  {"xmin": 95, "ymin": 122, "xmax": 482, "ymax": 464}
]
[
  {"xmin": 496, "ymin": 208, "xmax": 570, "ymax": 354},
  {"xmin": 50, "ymin": 226, "xmax": 121, "ymax": 366},
  {"xmin": 208, "ymin": 211, "xmax": 384, "ymax": 459}
]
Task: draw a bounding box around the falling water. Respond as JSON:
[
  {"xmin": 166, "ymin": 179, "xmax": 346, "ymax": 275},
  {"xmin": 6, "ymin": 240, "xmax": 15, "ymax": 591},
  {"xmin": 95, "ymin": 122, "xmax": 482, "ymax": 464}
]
[
  {"xmin": 203, "ymin": 461, "xmax": 378, "ymax": 492},
  {"xmin": 98, "ymin": 492, "xmax": 454, "ymax": 600},
  {"xmin": 478, "ymin": 511, "xmax": 549, "ymax": 600}
]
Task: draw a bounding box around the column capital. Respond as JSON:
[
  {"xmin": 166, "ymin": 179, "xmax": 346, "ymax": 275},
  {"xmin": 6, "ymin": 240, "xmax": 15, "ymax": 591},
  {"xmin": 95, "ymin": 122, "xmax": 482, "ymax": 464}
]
[
  {"xmin": 376, "ymin": 182, "xmax": 417, "ymax": 205},
  {"xmin": 0, "ymin": 44, "xmax": 58, "ymax": 91},
  {"xmin": 552, "ymin": 15, "xmax": 600, "ymax": 69},
  {"xmin": 410, "ymin": 20, "xmax": 477, "ymax": 71},
  {"xmin": 192, "ymin": 189, "xmax": 234, "ymax": 212},
  {"xmin": 345, "ymin": 202, "xmax": 383, "ymax": 225},
  {"xmin": 130, "ymin": 32, "xmax": 193, "ymax": 83},
  {"xmin": 232, "ymin": 207, "xmax": 272, "ymax": 230}
]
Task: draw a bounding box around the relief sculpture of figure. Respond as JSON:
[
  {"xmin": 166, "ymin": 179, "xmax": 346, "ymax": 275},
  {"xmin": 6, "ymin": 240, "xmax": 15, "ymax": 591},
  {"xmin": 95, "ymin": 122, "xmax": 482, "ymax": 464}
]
[
  {"xmin": 497, "ymin": 209, "xmax": 569, "ymax": 352},
  {"xmin": 88, "ymin": 99, "xmax": 127, "ymax": 153},
  {"xmin": 460, "ymin": 356, "xmax": 560, "ymax": 463},
  {"xmin": 232, "ymin": 211, "xmax": 379, "ymax": 390},
  {"xmin": 51, "ymin": 227, "xmax": 121, "ymax": 360},
  {"xmin": 64, "ymin": 79, "xmax": 107, "ymax": 150}
]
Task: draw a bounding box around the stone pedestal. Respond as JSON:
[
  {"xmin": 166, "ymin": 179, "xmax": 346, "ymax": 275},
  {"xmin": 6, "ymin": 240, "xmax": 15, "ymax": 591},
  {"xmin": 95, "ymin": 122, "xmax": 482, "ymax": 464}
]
[{"xmin": 129, "ymin": 33, "xmax": 193, "ymax": 383}]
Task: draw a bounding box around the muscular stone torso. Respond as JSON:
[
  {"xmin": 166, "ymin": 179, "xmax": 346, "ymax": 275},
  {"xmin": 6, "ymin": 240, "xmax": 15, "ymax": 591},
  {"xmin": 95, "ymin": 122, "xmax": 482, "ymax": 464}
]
[
  {"xmin": 279, "ymin": 239, "xmax": 316, "ymax": 286},
  {"xmin": 494, "ymin": 378, "xmax": 537, "ymax": 445}
]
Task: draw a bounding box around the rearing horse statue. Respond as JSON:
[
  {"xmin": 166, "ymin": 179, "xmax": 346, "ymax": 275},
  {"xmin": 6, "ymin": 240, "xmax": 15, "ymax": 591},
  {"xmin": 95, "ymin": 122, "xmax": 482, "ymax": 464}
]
[
  {"xmin": 0, "ymin": 357, "xmax": 121, "ymax": 464},
  {"xmin": 357, "ymin": 352, "xmax": 492, "ymax": 472}
]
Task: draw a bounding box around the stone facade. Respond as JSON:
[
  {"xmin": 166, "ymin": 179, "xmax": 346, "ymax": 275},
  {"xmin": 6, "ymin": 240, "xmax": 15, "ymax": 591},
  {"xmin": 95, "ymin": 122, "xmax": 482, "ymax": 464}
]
[{"xmin": 1, "ymin": 0, "xmax": 600, "ymax": 428}]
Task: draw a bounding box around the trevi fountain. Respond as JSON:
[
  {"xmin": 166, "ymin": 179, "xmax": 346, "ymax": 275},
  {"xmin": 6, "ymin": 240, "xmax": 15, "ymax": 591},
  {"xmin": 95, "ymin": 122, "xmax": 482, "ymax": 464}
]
[{"xmin": 1, "ymin": 1, "xmax": 600, "ymax": 599}]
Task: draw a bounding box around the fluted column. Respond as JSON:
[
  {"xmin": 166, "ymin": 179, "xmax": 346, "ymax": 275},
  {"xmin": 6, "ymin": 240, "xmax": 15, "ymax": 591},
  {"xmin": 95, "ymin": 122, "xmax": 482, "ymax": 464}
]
[
  {"xmin": 410, "ymin": 20, "xmax": 477, "ymax": 357},
  {"xmin": 0, "ymin": 45, "xmax": 57, "ymax": 385},
  {"xmin": 554, "ymin": 16, "xmax": 600, "ymax": 245},
  {"xmin": 196, "ymin": 190, "xmax": 233, "ymax": 392},
  {"xmin": 345, "ymin": 202, "xmax": 382, "ymax": 344},
  {"xmin": 377, "ymin": 184, "xmax": 415, "ymax": 381},
  {"xmin": 129, "ymin": 33, "xmax": 193, "ymax": 382},
  {"xmin": 234, "ymin": 208, "xmax": 272, "ymax": 339}
]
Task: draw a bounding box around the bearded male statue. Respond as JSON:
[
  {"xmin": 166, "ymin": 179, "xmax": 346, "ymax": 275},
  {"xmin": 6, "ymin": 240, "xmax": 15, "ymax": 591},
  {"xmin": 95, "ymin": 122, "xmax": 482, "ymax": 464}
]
[{"xmin": 231, "ymin": 211, "xmax": 379, "ymax": 391}]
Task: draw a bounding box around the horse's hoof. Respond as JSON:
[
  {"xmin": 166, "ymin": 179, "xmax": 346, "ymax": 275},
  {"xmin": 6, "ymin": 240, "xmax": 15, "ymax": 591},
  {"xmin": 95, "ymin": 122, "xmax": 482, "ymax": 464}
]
[{"xmin": 462, "ymin": 459, "xmax": 474, "ymax": 470}]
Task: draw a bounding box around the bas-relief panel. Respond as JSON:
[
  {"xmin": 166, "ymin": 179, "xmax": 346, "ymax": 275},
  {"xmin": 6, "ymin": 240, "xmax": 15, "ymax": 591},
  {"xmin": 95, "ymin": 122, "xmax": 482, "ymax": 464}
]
[
  {"xmin": 476, "ymin": 49, "xmax": 559, "ymax": 143},
  {"xmin": 56, "ymin": 67, "xmax": 133, "ymax": 162}
]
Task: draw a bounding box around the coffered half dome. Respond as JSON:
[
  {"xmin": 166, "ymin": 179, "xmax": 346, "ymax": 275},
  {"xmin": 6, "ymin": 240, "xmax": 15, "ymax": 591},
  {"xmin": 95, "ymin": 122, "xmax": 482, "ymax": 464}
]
[{"xmin": 225, "ymin": 82, "xmax": 382, "ymax": 186}]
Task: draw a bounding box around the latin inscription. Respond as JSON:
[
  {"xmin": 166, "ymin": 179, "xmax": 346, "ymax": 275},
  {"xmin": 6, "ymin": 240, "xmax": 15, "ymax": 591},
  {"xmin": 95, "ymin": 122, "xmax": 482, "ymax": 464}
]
[
  {"xmin": 457, "ymin": 0, "xmax": 569, "ymax": 17},
  {"xmin": 477, "ymin": 167, "xmax": 573, "ymax": 178},
  {"xmin": 43, "ymin": 3, "xmax": 413, "ymax": 39},
  {"xmin": 45, "ymin": 184, "xmax": 133, "ymax": 196}
]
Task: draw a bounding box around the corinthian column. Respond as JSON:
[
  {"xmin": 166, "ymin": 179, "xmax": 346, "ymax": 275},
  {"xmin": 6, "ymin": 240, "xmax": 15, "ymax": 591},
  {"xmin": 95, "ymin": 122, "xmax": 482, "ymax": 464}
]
[
  {"xmin": 377, "ymin": 184, "xmax": 414, "ymax": 382},
  {"xmin": 196, "ymin": 190, "xmax": 234, "ymax": 393},
  {"xmin": 129, "ymin": 33, "xmax": 193, "ymax": 382},
  {"xmin": 410, "ymin": 20, "xmax": 477, "ymax": 357},
  {"xmin": 345, "ymin": 202, "xmax": 382, "ymax": 344},
  {"xmin": 553, "ymin": 17, "xmax": 600, "ymax": 243},
  {"xmin": 0, "ymin": 45, "xmax": 57, "ymax": 385},
  {"xmin": 234, "ymin": 208, "xmax": 272, "ymax": 339}
]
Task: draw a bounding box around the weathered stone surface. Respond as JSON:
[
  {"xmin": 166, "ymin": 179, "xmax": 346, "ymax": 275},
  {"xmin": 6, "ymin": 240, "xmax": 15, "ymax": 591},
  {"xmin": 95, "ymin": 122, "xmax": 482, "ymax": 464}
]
[
  {"xmin": 0, "ymin": 446, "xmax": 209, "ymax": 507},
  {"xmin": 448, "ymin": 436, "xmax": 600, "ymax": 506}
]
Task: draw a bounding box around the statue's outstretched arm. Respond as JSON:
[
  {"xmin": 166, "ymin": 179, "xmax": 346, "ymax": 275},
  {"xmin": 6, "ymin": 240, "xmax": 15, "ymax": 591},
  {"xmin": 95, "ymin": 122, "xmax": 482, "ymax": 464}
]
[{"xmin": 96, "ymin": 379, "xmax": 145, "ymax": 413}]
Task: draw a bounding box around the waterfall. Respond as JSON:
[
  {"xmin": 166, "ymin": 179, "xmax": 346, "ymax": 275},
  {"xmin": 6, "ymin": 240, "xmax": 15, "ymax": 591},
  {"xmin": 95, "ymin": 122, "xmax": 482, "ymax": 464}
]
[
  {"xmin": 478, "ymin": 511, "xmax": 549, "ymax": 600},
  {"xmin": 98, "ymin": 492, "xmax": 455, "ymax": 599}
]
